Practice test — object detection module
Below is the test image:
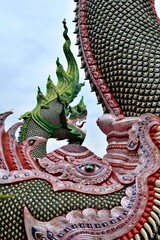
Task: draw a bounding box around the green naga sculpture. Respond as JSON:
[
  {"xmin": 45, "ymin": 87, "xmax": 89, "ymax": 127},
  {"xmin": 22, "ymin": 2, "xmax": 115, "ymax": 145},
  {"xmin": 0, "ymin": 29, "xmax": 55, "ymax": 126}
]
[
  {"xmin": 1, "ymin": 1, "xmax": 160, "ymax": 240},
  {"xmin": 18, "ymin": 19, "xmax": 87, "ymax": 158}
]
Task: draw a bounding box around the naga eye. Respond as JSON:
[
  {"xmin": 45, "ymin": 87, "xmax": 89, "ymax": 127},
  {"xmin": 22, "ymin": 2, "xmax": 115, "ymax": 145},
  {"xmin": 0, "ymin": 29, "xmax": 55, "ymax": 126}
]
[
  {"xmin": 76, "ymin": 163, "xmax": 104, "ymax": 176},
  {"xmin": 28, "ymin": 139, "xmax": 36, "ymax": 146},
  {"xmin": 81, "ymin": 164, "xmax": 99, "ymax": 173}
]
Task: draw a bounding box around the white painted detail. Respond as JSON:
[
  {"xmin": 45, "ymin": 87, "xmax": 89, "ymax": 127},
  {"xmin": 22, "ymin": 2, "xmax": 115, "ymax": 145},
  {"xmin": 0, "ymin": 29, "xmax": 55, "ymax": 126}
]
[
  {"xmin": 148, "ymin": 217, "xmax": 157, "ymax": 230},
  {"xmin": 140, "ymin": 228, "xmax": 149, "ymax": 240},
  {"xmin": 151, "ymin": 211, "xmax": 160, "ymax": 225},
  {"xmin": 144, "ymin": 222, "xmax": 154, "ymax": 238},
  {"xmin": 154, "ymin": 199, "xmax": 160, "ymax": 206},
  {"xmin": 135, "ymin": 234, "xmax": 141, "ymax": 240},
  {"xmin": 155, "ymin": 187, "xmax": 160, "ymax": 193},
  {"xmin": 153, "ymin": 205, "xmax": 160, "ymax": 216},
  {"xmin": 155, "ymin": 193, "xmax": 160, "ymax": 199},
  {"xmin": 155, "ymin": 180, "xmax": 160, "ymax": 188}
]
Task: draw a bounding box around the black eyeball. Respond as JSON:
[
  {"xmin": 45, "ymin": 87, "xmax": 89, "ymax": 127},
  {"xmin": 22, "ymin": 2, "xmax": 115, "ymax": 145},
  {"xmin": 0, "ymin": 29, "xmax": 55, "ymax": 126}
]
[{"xmin": 28, "ymin": 139, "xmax": 36, "ymax": 146}]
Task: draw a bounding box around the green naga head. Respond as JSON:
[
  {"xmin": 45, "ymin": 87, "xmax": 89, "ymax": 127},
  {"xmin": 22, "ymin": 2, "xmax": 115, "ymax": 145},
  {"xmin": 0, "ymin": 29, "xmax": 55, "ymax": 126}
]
[{"xmin": 19, "ymin": 20, "xmax": 87, "ymax": 145}]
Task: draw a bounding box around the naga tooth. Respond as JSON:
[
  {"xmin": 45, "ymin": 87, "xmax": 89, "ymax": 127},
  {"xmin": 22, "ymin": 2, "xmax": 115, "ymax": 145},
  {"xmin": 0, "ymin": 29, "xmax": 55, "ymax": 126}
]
[
  {"xmin": 140, "ymin": 228, "xmax": 149, "ymax": 240},
  {"xmin": 155, "ymin": 187, "xmax": 160, "ymax": 193},
  {"xmin": 135, "ymin": 234, "xmax": 141, "ymax": 240},
  {"xmin": 153, "ymin": 205, "xmax": 160, "ymax": 216},
  {"xmin": 154, "ymin": 199, "xmax": 160, "ymax": 206},
  {"xmin": 151, "ymin": 211, "xmax": 160, "ymax": 225},
  {"xmin": 155, "ymin": 193, "xmax": 160, "ymax": 199},
  {"xmin": 144, "ymin": 223, "xmax": 154, "ymax": 238},
  {"xmin": 148, "ymin": 217, "xmax": 157, "ymax": 230},
  {"xmin": 155, "ymin": 180, "xmax": 160, "ymax": 188}
]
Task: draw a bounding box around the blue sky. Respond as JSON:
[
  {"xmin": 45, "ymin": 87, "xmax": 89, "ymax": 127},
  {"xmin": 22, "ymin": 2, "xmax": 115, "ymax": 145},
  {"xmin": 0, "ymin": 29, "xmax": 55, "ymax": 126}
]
[{"xmin": 0, "ymin": 1, "xmax": 160, "ymax": 157}]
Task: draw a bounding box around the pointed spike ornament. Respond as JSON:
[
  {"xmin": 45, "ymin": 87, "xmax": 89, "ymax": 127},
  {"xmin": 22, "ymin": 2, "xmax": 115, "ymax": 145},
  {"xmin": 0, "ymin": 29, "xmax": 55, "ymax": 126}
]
[
  {"xmin": 148, "ymin": 217, "xmax": 157, "ymax": 230},
  {"xmin": 153, "ymin": 205, "xmax": 160, "ymax": 216},
  {"xmin": 140, "ymin": 228, "xmax": 149, "ymax": 240},
  {"xmin": 154, "ymin": 199, "xmax": 160, "ymax": 206},
  {"xmin": 155, "ymin": 180, "xmax": 160, "ymax": 188},
  {"xmin": 155, "ymin": 187, "xmax": 160, "ymax": 193},
  {"xmin": 155, "ymin": 193, "xmax": 160, "ymax": 199},
  {"xmin": 135, "ymin": 234, "xmax": 141, "ymax": 240},
  {"xmin": 151, "ymin": 211, "xmax": 160, "ymax": 225},
  {"xmin": 144, "ymin": 222, "xmax": 154, "ymax": 238}
]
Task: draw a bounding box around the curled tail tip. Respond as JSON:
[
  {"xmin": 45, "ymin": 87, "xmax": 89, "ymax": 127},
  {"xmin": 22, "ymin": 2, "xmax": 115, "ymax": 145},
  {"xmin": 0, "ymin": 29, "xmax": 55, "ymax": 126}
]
[
  {"xmin": 62, "ymin": 18, "xmax": 66, "ymax": 25},
  {"xmin": 56, "ymin": 57, "xmax": 60, "ymax": 65},
  {"xmin": 63, "ymin": 19, "xmax": 67, "ymax": 32},
  {"xmin": 62, "ymin": 19, "xmax": 70, "ymax": 41}
]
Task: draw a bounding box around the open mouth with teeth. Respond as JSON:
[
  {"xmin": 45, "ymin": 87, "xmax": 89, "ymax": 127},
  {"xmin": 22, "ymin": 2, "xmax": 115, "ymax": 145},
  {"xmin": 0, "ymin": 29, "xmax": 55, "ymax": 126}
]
[
  {"xmin": 66, "ymin": 115, "xmax": 87, "ymax": 144},
  {"xmin": 67, "ymin": 116, "xmax": 87, "ymax": 131}
]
